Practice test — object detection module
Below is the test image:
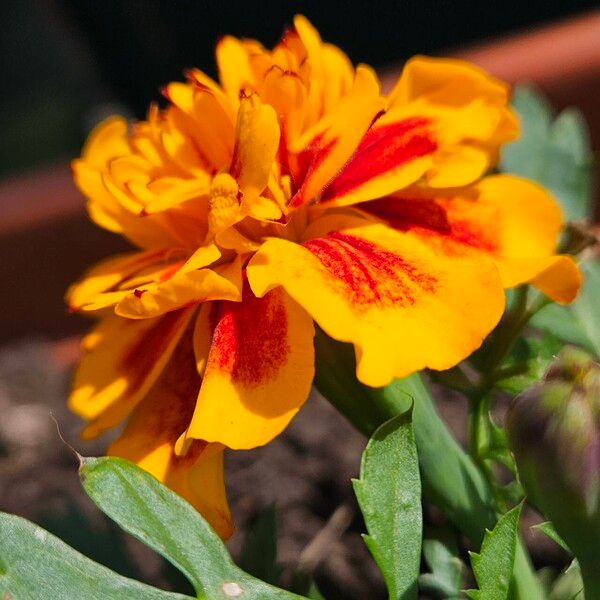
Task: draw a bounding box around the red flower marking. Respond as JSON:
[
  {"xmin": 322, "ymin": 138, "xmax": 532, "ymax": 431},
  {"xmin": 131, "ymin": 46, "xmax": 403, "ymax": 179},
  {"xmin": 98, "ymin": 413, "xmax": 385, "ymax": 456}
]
[
  {"xmin": 289, "ymin": 133, "xmax": 337, "ymax": 207},
  {"xmin": 364, "ymin": 197, "xmax": 498, "ymax": 254},
  {"xmin": 120, "ymin": 310, "xmax": 191, "ymax": 396},
  {"xmin": 322, "ymin": 118, "xmax": 437, "ymax": 201},
  {"xmin": 208, "ymin": 285, "xmax": 289, "ymax": 386},
  {"xmin": 303, "ymin": 232, "xmax": 437, "ymax": 308}
]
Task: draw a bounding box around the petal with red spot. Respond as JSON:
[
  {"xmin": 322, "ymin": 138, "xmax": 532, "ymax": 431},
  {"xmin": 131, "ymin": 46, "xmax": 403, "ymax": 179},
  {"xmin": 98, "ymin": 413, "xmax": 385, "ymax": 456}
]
[
  {"xmin": 361, "ymin": 175, "xmax": 582, "ymax": 303},
  {"xmin": 179, "ymin": 284, "xmax": 315, "ymax": 451},
  {"xmin": 248, "ymin": 223, "xmax": 505, "ymax": 387},
  {"xmin": 70, "ymin": 308, "xmax": 195, "ymax": 439}
]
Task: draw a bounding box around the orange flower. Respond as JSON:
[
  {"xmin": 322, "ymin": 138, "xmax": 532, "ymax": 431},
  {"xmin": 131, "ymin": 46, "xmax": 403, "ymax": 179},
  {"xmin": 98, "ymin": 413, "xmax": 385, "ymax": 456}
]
[{"xmin": 68, "ymin": 16, "xmax": 581, "ymax": 537}]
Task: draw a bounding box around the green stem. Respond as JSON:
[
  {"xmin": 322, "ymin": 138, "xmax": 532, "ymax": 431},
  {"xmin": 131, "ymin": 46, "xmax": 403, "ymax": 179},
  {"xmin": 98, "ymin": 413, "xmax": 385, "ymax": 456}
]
[
  {"xmin": 579, "ymin": 555, "xmax": 600, "ymax": 600},
  {"xmin": 313, "ymin": 329, "xmax": 544, "ymax": 599}
]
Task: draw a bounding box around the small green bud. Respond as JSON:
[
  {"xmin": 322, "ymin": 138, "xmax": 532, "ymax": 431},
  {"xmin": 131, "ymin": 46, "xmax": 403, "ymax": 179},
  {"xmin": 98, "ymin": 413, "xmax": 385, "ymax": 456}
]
[{"xmin": 506, "ymin": 346, "xmax": 600, "ymax": 596}]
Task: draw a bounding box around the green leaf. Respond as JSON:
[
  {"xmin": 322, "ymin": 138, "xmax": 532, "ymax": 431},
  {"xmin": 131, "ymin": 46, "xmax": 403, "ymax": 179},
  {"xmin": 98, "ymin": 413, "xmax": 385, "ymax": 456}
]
[
  {"xmin": 496, "ymin": 334, "xmax": 564, "ymax": 395},
  {"xmin": 530, "ymin": 303, "xmax": 594, "ymax": 355},
  {"xmin": 306, "ymin": 582, "xmax": 326, "ymax": 600},
  {"xmin": 239, "ymin": 505, "xmax": 281, "ymax": 586},
  {"xmin": 80, "ymin": 456, "xmax": 305, "ymax": 600},
  {"xmin": 500, "ymin": 85, "xmax": 594, "ymax": 222},
  {"xmin": 0, "ymin": 512, "xmax": 192, "ymax": 600},
  {"xmin": 353, "ymin": 409, "xmax": 422, "ymax": 600},
  {"xmin": 466, "ymin": 504, "xmax": 523, "ymax": 600},
  {"xmin": 549, "ymin": 560, "xmax": 584, "ymax": 600},
  {"xmin": 418, "ymin": 528, "xmax": 465, "ymax": 598},
  {"xmin": 533, "ymin": 522, "xmax": 571, "ymax": 554}
]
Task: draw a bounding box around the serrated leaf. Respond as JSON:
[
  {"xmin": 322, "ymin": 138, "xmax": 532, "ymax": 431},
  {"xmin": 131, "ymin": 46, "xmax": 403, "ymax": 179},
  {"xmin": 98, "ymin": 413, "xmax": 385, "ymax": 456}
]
[
  {"xmin": 418, "ymin": 528, "xmax": 465, "ymax": 598},
  {"xmin": 80, "ymin": 456, "xmax": 304, "ymax": 600},
  {"xmin": 239, "ymin": 505, "xmax": 281, "ymax": 585},
  {"xmin": 500, "ymin": 84, "xmax": 594, "ymax": 222},
  {"xmin": 466, "ymin": 504, "xmax": 523, "ymax": 600},
  {"xmin": 534, "ymin": 522, "xmax": 571, "ymax": 554},
  {"xmin": 0, "ymin": 512, "xmax": 191, "ymax": 600},
  {"xmin": 353, "ymin": 409, "xmax": 422, "ymax": 600}
]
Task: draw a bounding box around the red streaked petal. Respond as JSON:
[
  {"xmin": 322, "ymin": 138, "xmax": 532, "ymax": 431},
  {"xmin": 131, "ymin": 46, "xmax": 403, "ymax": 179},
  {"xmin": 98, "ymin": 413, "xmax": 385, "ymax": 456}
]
[
  {"xmin": 322, "ymin": 117, "xmax": 437, "ymax": 205},
  {"xmin": 288, "ymin": 66, "xmax": 384, "ymax": 207},
  {"xmin": 247, "ymin": 224, "xmax": 504, "ymax": 387},
  {"xmin": 362, "ymin": 175, "xmax": 583, "ymax": 303},
  {"xmin": 178, "ymin": 283, "xmax": 315, "ymax": 451},
  {"xmin": 71, "ymin": 308, "xmax": 195, "ymax": 439}
]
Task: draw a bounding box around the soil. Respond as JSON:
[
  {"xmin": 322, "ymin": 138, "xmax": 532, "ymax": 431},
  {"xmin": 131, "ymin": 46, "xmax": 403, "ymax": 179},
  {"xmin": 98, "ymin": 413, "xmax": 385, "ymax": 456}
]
[{"xmin": 0, "ymin": 337, "xmax": 568, "ymax": 599}]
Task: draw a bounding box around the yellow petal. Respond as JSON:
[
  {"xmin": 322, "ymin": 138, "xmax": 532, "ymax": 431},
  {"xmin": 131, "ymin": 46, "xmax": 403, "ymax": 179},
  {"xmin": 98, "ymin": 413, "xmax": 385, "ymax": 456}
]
[
  {"xmin": 71, "ymin": 308, "xmax": 194, "ymax": 438},
  {"xmin": 230, "ymin": 94, "xmax": 280, "ymax": 203},
  {"xmin": 248, "ymin": 223, "xmax": 504, "ymax": 387},
  {"xmin": 179, "ymin": 284, "xmax": 315, "ymax": 450},
  {"xmin": 115, "ymin": 247, "xmax": 242, "ymax": 319},
  {"xmin": 216, "ymin": 35, "xmax": 256, "ymax": 100},
  {"xmin": 388, "ymin": 55, "xmax": 509, "ymax": 108},
  {"xmin": 66, "ymin": 249, "xmax": 169, "ymax": 311},
  {"xmin": 361, "ymin": 175, "xmax": 582, "ymax": 303}
]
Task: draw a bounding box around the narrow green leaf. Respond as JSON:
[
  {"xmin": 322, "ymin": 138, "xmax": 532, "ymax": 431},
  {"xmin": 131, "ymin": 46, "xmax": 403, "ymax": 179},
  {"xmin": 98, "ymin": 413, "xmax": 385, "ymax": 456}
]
[
  {"xmin": 418, "ymin": 528, "xmax": 465, "ymax": 598},
  {"xmin": 353, "ymin": 409, "xmax": 422, "ymax": 600},
  {"xmin": 533, "ymin": 522, "xmax": 571, "ymax": 554},
  {"xmin": 239, "ymin": 505, "xmax": 281, "ymax": 585},
  {"xmin": 466, "ymin": 504, "xmax": 523, "ymax": 600},
  {"xmin": 0, "ymin": 512, "xmax": 191, "ymax": 600},
  {"xmin": 80, "ymin": 457, "xmax": 305, "ymax": 600},
  {"xmin": 500, "ymin": 84, "xmax": 594, "ymax": 222}
]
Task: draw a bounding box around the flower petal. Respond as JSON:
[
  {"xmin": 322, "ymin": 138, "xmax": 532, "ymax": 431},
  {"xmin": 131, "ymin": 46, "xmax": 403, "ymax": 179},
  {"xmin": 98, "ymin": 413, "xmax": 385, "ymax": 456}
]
[
  {"xmin": 179, "ymin": 284, "xmax": 315, "ymax": 451},
  {"xmin": 288, "ymin": 66, "xmax": 384, "ymax": 207},
  {"xmin": 321, "ymin": 57, "xmax": 518, "ymax": 207},
  {"xmin": 362, "ymin": 175, "xmax": 582, "ymax": 303},
  {"xmin": 248, "ymin": 223, "xmax": 504, "ymax": 387},
  {"xmin": 108, "ymin": 336, "xmax": 233, "ymax": 538},
  {"xmin": 115, "ymin": 247, "xmax": 243, "ymax": 319},
  {"xmin": 216, "ymin": 36, "xmax": 257, "ymax": 101},
  {"xmin": 66, "ymin": 249, "xmax": 170, "ymax": 312},
  {"xmin": 70, "ymin": 308, "xmax": 194, "ymax": 439},
  {"xmin": 230, "ymin": 94, "xmax": 280, "ymax": 202}
]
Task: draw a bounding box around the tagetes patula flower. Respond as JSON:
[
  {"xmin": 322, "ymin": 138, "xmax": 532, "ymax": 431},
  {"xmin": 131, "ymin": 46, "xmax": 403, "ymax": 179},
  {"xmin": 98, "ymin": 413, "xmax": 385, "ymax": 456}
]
[{"xmin": 67, "ymin": 15, "xmax": 582, "ymax": 537}]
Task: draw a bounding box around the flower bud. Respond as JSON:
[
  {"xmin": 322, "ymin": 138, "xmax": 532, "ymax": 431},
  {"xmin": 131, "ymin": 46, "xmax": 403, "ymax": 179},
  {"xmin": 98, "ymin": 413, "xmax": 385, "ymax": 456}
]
[{"xmin": 506, "ymin": 346, "xmax": 600, "ymax": 589}]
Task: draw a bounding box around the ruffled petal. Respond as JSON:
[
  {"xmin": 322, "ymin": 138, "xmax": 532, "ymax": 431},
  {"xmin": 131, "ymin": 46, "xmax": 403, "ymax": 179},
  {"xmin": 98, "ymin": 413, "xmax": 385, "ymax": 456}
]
[
  {"xmin": 178, "ymin": 284, "xmax": 315, "ymax": 451},
  {"xmin": 321, "ymin": 56, "xmax": 518, "ymax": 207},
  {"xmin": 66, "ymin": 249, "xmax": 170, "ymax": 312},
  {"xmin": 362, "ymin": 175, "xmax": 582, "ymax": 303},
  {"xmin": 248, "ymin": 223, "xmax": 504, "ymax": 387},
  {"xmin": 108, "ymin": 336, "xmax": 233, "ymax": 538},
  {"xmin": 115, "ymin": 247, "xmax": 243, "ymax": 319},
  {"xmin": 70, "ymin": 308, "xmax": 194, "ymax": 439}
]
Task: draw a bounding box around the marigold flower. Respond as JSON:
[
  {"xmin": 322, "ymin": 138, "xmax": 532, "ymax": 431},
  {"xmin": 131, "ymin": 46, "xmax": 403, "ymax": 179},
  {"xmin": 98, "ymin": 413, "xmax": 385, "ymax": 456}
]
[{"xmin": 68, "ymin": 15, "xmax": 581, "ymax": 537}]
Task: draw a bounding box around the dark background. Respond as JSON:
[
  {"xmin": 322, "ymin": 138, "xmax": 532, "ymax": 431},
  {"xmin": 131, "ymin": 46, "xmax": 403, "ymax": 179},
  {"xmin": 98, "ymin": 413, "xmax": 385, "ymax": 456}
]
[{"xmin": 2, "ymin": 0, "xmax": 597, "ymax": 178}]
